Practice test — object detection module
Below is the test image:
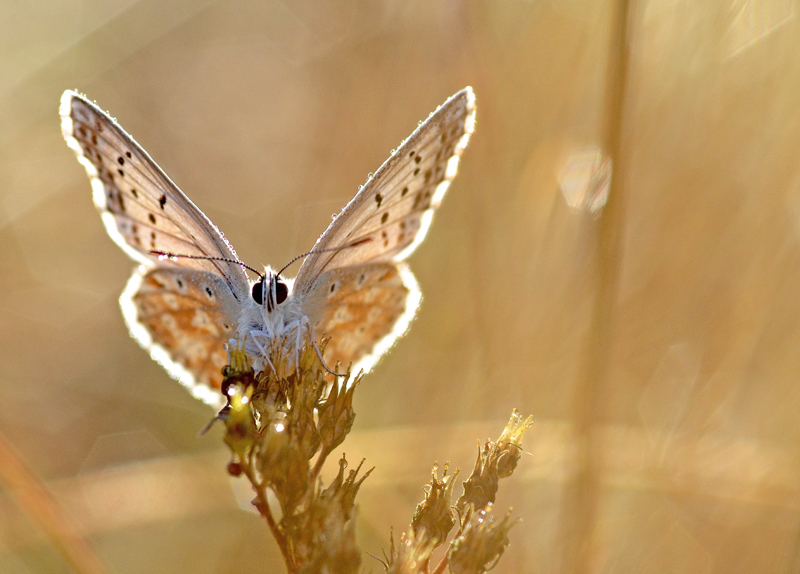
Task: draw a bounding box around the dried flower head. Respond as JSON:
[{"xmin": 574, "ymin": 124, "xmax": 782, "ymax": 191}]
[
  {"xmin": 456, "ymin": 410, "xmax": 533, "ymax": 514},
  {"xmin": 495, "ymin": 409, "xmax": 533, "ymax": 478},
  {"xmin": 381, "ymin": 530, "xmax": 436, "ymax": 574},
  {"xmin": 220, "ymin": 334, "xmax": 531, "ymax": 574},
  {"xmin": 411, "ymin": 463, "xmax": 458, "ymax": 548},
  {"xmin": 317, "ymin": 370, "xmax": 359, "ymax": 458},
  {"xmin": 448, "ymin": 507, "xmax": 520, "ymax": 574},
  {"xmin": 282, "ymin": 456, "xmax": 371, "ymax": 574},
  {"xmin": 220, "ymin": 336, "xmax": 366, "ymax": 572}
]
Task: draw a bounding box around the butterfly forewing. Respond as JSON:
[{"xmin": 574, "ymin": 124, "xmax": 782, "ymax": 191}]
[
  {"xmin": 294, "ymin": 87, "xmax": 476, "ymax": 293},
  {"xmin": 60, "ymin": 91, "xmax": 249, "ymax": 297}
]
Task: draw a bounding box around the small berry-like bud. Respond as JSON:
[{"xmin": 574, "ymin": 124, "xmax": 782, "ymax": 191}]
[{"xmin": 226, "ymin": 461, "xmax": 243, "ymax": 477}]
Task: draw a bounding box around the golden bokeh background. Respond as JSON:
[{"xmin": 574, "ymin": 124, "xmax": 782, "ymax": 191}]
[{"xmin": 3, "ymin": 1, "xmax": 800, "ymax": 572}]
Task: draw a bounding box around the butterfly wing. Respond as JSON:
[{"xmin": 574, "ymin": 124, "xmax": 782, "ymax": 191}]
[
  {"xmin": 61, "ymin": 91, "xmax": 250, "ymax": 405},
  {"xmin": 294, "ymin": 87, "xmax": 476, "ymax": 288},
  {"xmin": 295, "ymin": 88, "xmax": 475, "ymax": 372},
  {"xmin": 303, "ymin": 263, "xmax": 419, "ymax": 374},
  {"xmin": 122, "ymin": 267, "xmax": 239, "ymax": 407},
  {"xmin": 60, "ymin": 90, "xmax": 250, "ymax": 297}
]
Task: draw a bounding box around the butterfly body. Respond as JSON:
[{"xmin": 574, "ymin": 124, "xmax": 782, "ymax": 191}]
[
  {"xmin": 237, "ymin": 269, "xmax": 310, "ymax": 375},
  {"xmin": 61, "ymin": 88, "xmax": 475, "ymax": 408}
]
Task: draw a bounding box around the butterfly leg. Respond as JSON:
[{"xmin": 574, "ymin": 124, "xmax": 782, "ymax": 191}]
[
  {"xmin": 311, "ymin": 337, "xmax": 347, "ymax": 377},
  {"xmin": 271, "ymin": 316, "xmax": 303, "ymax": 374},
  {"xmin": 247, "ymin": 331, "xmax": 277, "ymax": 376},
  {"xmin": 286, "ymin": 315, "xmax": 346, "ymax": 377}
]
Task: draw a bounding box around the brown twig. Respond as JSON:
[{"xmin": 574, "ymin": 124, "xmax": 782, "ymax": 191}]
[{"xmin": 241, "ymin": 463, "xmax": 293, "ymax": 568}]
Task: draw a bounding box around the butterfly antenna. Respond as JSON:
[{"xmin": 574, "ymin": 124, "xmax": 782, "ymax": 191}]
[
  {"xmin": 275, "ymin": 237, "xmax": 372, "ymax": 278},
  {"xmin": 149, "ymin": 251, "xmax": 263, "ymax": 277}
]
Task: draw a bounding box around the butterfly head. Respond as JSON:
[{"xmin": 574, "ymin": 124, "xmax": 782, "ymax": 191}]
[
  {"xmin": 249, "ymin": 237, "xmax": 372, "ymax": 312},
  {"xmin": 252, "ymin": 270, "xmax": 289, "ymax": 312}
]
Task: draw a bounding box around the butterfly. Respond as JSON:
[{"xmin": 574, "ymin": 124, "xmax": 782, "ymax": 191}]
[{"xmin": 61, "ymin": 88, "xmax": 476, "ymax": 408}]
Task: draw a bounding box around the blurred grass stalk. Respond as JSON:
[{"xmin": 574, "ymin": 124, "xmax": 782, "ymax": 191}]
[{"xmin": 0, "ymin": 430, "xmax": 108, "ymax": 574}]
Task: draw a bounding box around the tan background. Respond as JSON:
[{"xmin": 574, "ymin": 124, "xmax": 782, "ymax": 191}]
[{"xmin": 3, "ymin": 1, "xmax": 800, "ymax": 572}]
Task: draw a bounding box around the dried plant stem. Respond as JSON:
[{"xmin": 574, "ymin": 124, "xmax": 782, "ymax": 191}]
[
  {"xmin": 240, "ymin": 463, "xmax": 292, "ymax": 566},
  {"xmin": 311, "ymin": 451, "xmax": 327, "ymax": 478},
  {"xmin": 431, "ymin": 556, "xmax": 448, "ymax": 574}
]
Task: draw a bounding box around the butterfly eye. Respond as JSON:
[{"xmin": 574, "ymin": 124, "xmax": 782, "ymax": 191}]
[
  {"xmin": 275, "ymin": 280, "xmax": 288, "ymax": 305},
  {"xmin": 251, "ymin": 277, "xmax": 266, "ymax": 305},
  {"xmin": 266, "ymin": 279, "xmax": 289, "ymax": 312},
  {"xmin": 253, "ymin": 276, "xmax": 289, "ymax": 311}
]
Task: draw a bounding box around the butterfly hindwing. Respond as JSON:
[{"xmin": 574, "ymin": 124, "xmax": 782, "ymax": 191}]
[
  {"xmin": 294, "ymin": 87, "xmax": 476, "ymax": 292},
  {"xmin": 304, "ymin": 262, "xmax": 420, "ymax": 374},
  {"xmin": 60, "ymin": 91, "xmax": 249, "ymax": 297},
  {"xmin": 121, "ymin": 266, "xmax": 239, "ymax": 406}
]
